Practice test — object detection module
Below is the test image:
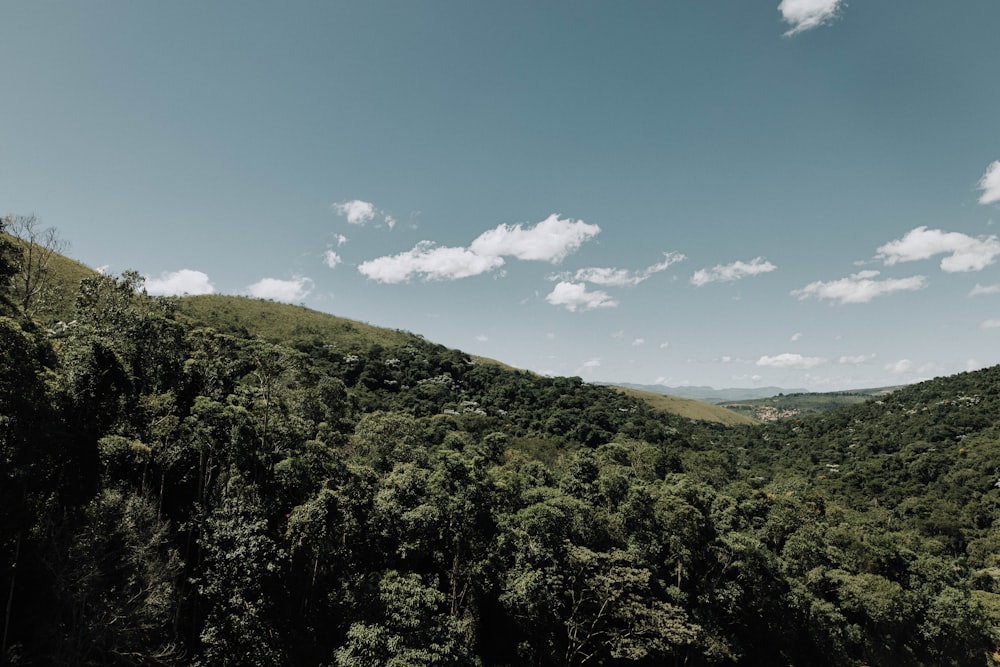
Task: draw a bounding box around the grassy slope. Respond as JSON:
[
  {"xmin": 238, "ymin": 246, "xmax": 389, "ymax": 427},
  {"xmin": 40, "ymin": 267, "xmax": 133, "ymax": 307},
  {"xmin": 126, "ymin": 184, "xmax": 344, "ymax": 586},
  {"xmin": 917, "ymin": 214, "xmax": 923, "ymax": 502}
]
[
  {"xmin": 176, "ymin": 294, "xmax": 427, "ymax": 354},
  {"xmin": 610, "ymin": 385, "xmax": 759, "ymax": 426}
]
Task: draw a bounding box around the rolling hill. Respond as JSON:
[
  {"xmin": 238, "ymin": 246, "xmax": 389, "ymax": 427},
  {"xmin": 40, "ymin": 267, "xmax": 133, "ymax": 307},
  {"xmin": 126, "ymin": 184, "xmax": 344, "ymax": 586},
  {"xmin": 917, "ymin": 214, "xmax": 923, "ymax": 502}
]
[{"xmin": 5, "ymin": 231, "xmax": 750, "ymax": 426}]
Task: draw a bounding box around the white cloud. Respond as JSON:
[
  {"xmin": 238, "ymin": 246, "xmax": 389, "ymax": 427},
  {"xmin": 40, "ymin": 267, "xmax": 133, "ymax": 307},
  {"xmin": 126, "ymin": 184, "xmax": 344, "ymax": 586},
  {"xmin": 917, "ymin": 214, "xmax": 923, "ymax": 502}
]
[
  {"xmin": 790, "ymin": 332, "xmax": 802, "ymax": 342},
  {"xmin": 561, "ymin": 251, "xmax": 686, "ymax": 287},
  {"xmin": 334, "ymin": 234, "xmax": 349, "ymax": 246},
  {"xmin": 791, "ymin": 270, "xmax": 927, "ymax": 304},
  {"xmin": 691, "ymin": 257, "xmax": 777, "ymax": 286},
  {"xmin": 631, "ymin": 338, "xmax": 645, "ymax": 347},
  {"xmin": 885, "ymin": 359, "xmax": 914, "ymax": 374},
  {"xmin": 756, "ymin": 353, "xmax": 825, "ymax": 369},
  {"xmin": 357, "ymin": 213, "xmax": 599, "ymax": 285},
  {"xmin": 981, "ymin": 319, "xmax": 1000, "ymax": 329},
  {"xmin": 839, "ymin": 354, "xmax": 876, "ymax": 365},
  {"xmin": 778, "ymin": 0, "xmax": 843, "ymax": 36},
  {"xmin": 611, "ymin": 330, "xmax": 625, "ymax": 338},
  {"xmin": 469, "ymin": 214, "xmax": 600, "ymax": 263},
  {"xmin": 582, "ymin": 358, "xmax": 601, "ymax": 369},
  {"xmin": 358, "ymin": 241, "xmax": 505, "ymax": 283},
  {"xmin": 545, "ymin": 281, "xmax": 618, "ymax": 312},
  {"xmin": 384, "ymin": 214, "xmax": 397, "ymax": 229},
  {"xmin": 475, "ymin": 334, "xmax": 489, "ymax": 342},
  {"xmin": 978, "ymin": 161, "xmax": 1000, "ymax": 205},
  {"xmin": 971, "ymin": 283, "xmax": 1000, "ymax": 296},
  {"xmin": 876, "ymin": 226, "xmax": 1000, "ymax": 272},
  {"xmin": 659, "ymin": 341, "xmax": 670, "ymax": 349},
  {"xmin": 145, "ymin": 269, "xmax": 215, "ymax": 296},
  {"xmin": 333, "ymin": 199, "xmax": 376, "ymax": 225},
  {"xmin": 247, "ymin": 276, "xmax": 313, "ymax": 302},
  {"xmin": 323, "ymin": 250, "xmax": 342, "ymax": 269}
]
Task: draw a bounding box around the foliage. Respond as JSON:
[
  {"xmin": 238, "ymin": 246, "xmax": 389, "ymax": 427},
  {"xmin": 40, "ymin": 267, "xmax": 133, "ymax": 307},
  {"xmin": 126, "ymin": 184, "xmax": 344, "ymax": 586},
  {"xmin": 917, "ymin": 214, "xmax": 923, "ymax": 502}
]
[{"xmin": 1, "ymin": 236, "xmax": 998, "ymax": 665}]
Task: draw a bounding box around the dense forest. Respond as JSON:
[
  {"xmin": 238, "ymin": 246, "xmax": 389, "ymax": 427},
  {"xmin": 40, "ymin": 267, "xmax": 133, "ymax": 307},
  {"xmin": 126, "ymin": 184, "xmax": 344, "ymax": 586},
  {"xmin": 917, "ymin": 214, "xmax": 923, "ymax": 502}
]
[{"xmin": 2, "ymin": 219, "xmax": 999, "ymax": 666}]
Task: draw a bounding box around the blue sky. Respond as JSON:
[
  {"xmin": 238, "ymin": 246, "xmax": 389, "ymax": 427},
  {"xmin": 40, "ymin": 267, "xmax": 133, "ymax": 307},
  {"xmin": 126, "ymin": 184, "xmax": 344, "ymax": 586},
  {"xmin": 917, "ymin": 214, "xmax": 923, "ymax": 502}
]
[{"xmin": 3, "ymin": 0, "xmax": 1000, "ymax": 391}]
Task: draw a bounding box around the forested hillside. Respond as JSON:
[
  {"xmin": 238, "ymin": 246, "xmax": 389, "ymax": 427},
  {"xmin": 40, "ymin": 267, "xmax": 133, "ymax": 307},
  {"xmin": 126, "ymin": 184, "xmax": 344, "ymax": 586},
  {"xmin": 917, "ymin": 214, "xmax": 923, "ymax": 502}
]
[{"xmin": 2, "ymin": 223, "xmax": 999, "ymax": 666}]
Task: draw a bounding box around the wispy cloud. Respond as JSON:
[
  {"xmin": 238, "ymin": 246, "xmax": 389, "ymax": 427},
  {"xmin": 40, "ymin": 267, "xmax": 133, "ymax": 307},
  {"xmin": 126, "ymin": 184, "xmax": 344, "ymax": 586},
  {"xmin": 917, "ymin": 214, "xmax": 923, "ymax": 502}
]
[
  {"xmin": 790, "ymin": 332, "xmax": 802, "ymax": 342},
  {"xmin": 333, "ymin": 199, "xmax": 397, "ymax": 228},
  {"xmin": 876, "ymin": 226, "xmax": 1000, "ymax": 272},
  {"xmin": 358, "ymin": 241, "xmax": 504, "ymax": 283},
  {"xmin": 885, "ymin": 359, "xmax": 914, "ymax": 374},
  {"xmin": 358, "ymin": 214, "xmax": 599, "ymax": 284},
  {"xmin": 978, "ymin": 161, "xmax": 1000, "ymax": 205},
  {"xmin": 757, "ymin": 353, "xmax": 825, "ymax": 369},
  {"xmin": 145, "ymin": 269, "xmax": 215, "ymax": 296},
  {"xmin": 778, "ymin": 0, "xmax": 844, "ymax": 36},
  {"xmin": 323, "ymin": 250, "xmax": 342, "ymax": 269},
  {"xmin": 970, "ymin": 283, "xmax": 1000, "ymax": 296},
  {"xmin": 791, "ymin": 270, "xmax": 926, "ymax": 304},
  {"xmin": 691, "ymin": 257, "xmax": 776, "ymax": 286},
  {"xmin": 333, "ymin": 199, "xmax": 376, "ymax": 225},
  {"xmin": 631, "ymin": 338, "xmax": 645, "ymax": 347},
  {"xmin": 556, "ymin": 251, "xmax": 686, "ymax": 287},
  {"xmin": 545, "ymin": 281, "xmax": 618, "ymax": 312},
  {"xmin": 247, "ymin": 276, "xmax": 313, "ymax": 302},
  {"xmin": 981, "ymin": 319, "xmax": 1000, "ymax": 329},
  {"xmin": 576, "ymin": 358, "xmax": 603, "ymax": 375},
  {"xmin": 839, "ymin": 353, "xmax": 876, "ymax": 365}
]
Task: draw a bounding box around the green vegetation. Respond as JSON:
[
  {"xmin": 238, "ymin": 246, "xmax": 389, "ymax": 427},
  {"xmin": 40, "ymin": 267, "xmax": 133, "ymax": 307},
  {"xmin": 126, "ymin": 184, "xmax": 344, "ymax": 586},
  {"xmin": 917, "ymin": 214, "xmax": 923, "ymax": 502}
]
[
  {"xmin": 1, "ymin": 228, "xmax": 999, "ymax": 665},
  {"xmin": 722, "ymin": 389, "xmax": 896, "ymax": 421}
]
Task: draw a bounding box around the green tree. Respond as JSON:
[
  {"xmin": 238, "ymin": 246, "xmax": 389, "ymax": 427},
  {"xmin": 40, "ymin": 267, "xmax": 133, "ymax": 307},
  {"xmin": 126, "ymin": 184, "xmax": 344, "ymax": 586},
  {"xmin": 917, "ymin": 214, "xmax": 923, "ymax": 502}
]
[
  {"xmin": 334, "ymin": 570, "xmax": 479, "ymax": 667},
  {"xmin": 197, "ymin": 472, "xmax": 289, "ymax": 666},
  {"xmin": 46, "ymin": 489, "xmax": 183, "ymax": 666}
]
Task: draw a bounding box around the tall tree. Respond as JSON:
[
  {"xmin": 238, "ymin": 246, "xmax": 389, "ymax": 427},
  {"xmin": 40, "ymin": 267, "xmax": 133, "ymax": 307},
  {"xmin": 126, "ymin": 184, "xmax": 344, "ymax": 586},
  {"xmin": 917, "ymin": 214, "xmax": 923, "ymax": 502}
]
[{"xmin": 3, "ymin": 214, "xmax": 66, "ymax": 318}]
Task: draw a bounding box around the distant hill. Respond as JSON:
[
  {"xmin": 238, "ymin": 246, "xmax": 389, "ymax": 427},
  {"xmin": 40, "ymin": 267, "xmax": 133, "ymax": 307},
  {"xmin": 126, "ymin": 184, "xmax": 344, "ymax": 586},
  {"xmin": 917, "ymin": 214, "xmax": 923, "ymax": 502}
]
[
  {"xmin": 611, "ymin": 382, "xmax": 809, "ymax": 403},
  {"xmin": 721, "ymin": 387, "xmax": 899, "ymax": 421}
]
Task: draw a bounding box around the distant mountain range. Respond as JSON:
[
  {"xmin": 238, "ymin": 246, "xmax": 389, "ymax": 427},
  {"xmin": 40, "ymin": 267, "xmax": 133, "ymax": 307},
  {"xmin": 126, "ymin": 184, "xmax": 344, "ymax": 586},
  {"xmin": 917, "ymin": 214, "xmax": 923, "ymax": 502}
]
[{"xmin": 607, "ymin": 383, "xmax": 812, "ymax": 404}]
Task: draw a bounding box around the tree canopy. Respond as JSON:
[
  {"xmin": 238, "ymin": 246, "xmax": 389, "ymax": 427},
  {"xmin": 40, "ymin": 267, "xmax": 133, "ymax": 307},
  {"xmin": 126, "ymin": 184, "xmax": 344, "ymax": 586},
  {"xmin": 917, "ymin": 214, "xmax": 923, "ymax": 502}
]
[{"xmin": 1, "ymin": 234, "xmax": 998, "ymax": 665}]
